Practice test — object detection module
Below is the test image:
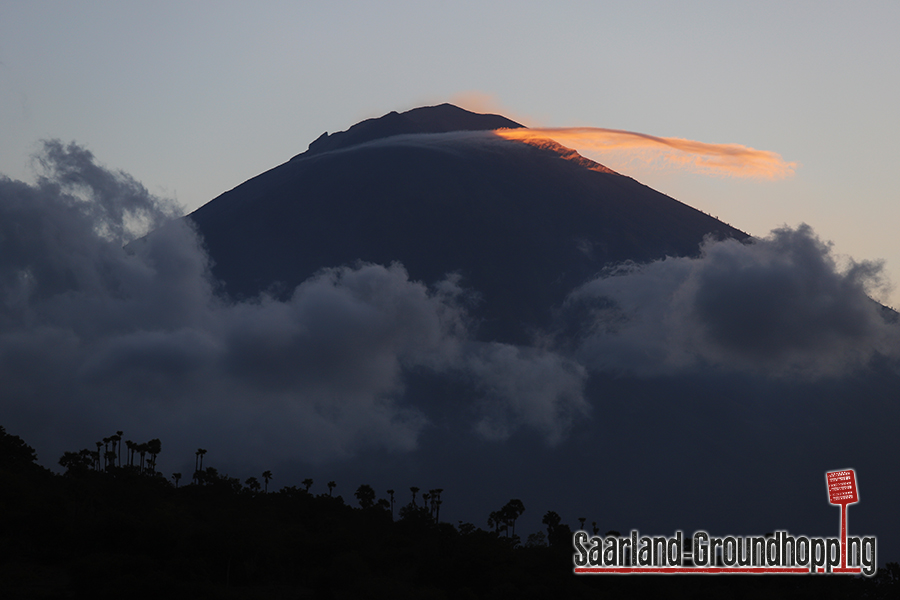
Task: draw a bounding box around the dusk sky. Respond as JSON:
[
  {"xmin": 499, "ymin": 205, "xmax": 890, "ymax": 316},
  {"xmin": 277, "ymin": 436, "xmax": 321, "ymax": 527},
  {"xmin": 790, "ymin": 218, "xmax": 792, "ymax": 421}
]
[{"xmin": 2, "ymin": 1, "xmax": 898, "ymax": 306}]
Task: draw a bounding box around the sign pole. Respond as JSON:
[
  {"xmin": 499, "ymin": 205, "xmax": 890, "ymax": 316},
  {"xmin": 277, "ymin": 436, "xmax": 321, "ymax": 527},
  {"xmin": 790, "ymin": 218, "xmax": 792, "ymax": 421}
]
[
  {"xmin": 840, "ymin": 501, "xmax": 847, "ymax": 569},
  {"xmin": 826, "ymin": 469, "xmax": 858, "ymax": 572}
]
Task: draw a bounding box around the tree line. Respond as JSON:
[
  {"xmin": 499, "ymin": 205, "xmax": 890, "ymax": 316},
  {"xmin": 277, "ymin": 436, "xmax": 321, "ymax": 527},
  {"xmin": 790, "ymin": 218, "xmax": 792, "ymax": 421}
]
[{"xmin": 2, "ymin": 424, "xmax": 895, "ymax": 598}]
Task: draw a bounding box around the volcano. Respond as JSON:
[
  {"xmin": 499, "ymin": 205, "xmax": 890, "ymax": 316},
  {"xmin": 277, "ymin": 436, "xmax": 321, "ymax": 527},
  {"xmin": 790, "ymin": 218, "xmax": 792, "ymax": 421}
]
[
  {"xmin": 178, "ymin": 106, "xmax": 899, "ymax": 558},
  {"xmin": 188, "ymin": 104, "xmax": 747, "ymax": 343}
]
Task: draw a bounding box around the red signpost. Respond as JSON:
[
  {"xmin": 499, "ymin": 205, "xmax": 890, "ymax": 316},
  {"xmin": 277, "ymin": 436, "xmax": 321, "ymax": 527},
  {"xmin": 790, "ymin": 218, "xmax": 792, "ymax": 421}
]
[{"xmin": 826, "ymin": 469, "xmax": 859, "ymax": 569}]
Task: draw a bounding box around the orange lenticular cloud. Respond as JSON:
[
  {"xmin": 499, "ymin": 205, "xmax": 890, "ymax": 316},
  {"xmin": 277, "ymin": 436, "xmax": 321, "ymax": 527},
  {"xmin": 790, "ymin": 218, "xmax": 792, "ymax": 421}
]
[{"xmin": 495, "ymin": 127, "xmax": 797, "ymax": 180}]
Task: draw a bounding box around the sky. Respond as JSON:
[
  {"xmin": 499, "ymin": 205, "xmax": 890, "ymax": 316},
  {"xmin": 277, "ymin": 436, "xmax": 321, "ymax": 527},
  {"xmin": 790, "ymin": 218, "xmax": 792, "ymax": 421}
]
[
  {"xmin": 2, "ymin": 0, "xmax": 900, "ymax": 560},
  {"xmin": 1, "ymin": 1, "xmax": 898, "ymax": 305}
]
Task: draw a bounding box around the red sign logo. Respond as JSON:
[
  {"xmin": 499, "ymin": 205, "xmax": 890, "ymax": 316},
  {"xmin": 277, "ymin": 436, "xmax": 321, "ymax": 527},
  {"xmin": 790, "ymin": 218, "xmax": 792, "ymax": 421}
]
[{"xmin": 826, "ymin": 470, "xmax": 858, "ymax": 505}]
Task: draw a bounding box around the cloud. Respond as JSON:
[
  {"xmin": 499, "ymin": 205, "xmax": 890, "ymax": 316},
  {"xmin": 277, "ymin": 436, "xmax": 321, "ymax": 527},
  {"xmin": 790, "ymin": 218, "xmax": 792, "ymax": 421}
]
[
  {"xmin": 495, "ymin": 127, "xmax": 797, "ymax": 179},
  {"xmin": 566, "ymin": 225, "xmax": 899, "ymax": 378},
  {"xmin": 464, "ymin": 343, "xmax": 588, "ymax": 444},
  {"xmin": 0, "ymin": 141, "xmax": 588, "ymax": 466}
]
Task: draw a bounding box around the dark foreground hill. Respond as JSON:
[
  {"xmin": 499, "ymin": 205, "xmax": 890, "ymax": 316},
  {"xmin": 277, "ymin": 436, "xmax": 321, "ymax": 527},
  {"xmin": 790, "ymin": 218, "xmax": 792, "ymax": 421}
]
[{"xmin": 3, "ymin": 425, "xmax": 891, "ymax": 598}]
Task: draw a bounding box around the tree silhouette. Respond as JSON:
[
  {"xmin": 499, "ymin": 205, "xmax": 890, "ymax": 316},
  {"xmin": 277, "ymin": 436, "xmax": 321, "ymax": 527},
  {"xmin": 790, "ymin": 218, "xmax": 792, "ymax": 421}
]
[
  {"xmin": 302, "ymin": 478, "xmax": 313, "ymax": 492},
  {"xmin": 104, "ymin": 449, "xmax": 117, "ymax": 470},
  {"xmin": 488, "ymin": 510, "xmax": 504, "ymax": 535},
  {"xmin": 542, "ymin": 510, "xmax": 561, "ymax": 542},
  {"xmin": 102, "ymin": 437, "xmax": 111, "ymax": 470},
  {"xmin": 354, "ymin": 484, "xmax": 376, "ymax": 509},
  {"xmin": 137, "ymin": 442, "xmax": 148, "ymax": 474},
  {"xmin": 146, "ymin": 438, "xmax": 161, "ymax": 474},
  {"xmin": 386, "ymin": 489, "xmax": 395, "ymax": 519},
  {"xmin": 172, "ymin": 472, "xmax": 182, "ymax": 488},
  {"xmin": 115, "ymin": 430, "xmax": 123, "ymax": 467},
  {"xmin": 262, "ymin": 470, "xmax": 272, "ymax": 493},
  {"xmin": 327, "ymin": 481, "xmax": 336, "ymax": 496},
  {"xmin": 500, "ymin": 499, "xmax": 525, "ymax": 538},
  {"xmin": 246, "ymin": 476, "xmax": 261, "ymax": 493},
  {"xmin": 194, "ymin": 448, "xmax": 207, "ymax": 483},
  {"xmin": 106, "ymin": 433, "xmax": 120, "ymax": 469},
  {"xmin": 59, "ymin": 449, "xmax": 92, "ymax": 474},
  {"xmin": 409, "ymin": 486, "xmax": 419, "ymax": 507},
  {"xmin": 578, "ymin": 517, "xmax": 586, "ymax": 531},
  {"xmin": 542, "ymin": 510, "xmax": 573, "ymax": 548},
  {"xmin": 0, "ymin": 426, "xmax": 38, "ymax": 466},
  {"xmin": 428, "ymin": 488, "xmax": 444, "ymax": 521},
  {"xmin": 126, "ymin": 440, "xmax": 136, "ymax": 468}
]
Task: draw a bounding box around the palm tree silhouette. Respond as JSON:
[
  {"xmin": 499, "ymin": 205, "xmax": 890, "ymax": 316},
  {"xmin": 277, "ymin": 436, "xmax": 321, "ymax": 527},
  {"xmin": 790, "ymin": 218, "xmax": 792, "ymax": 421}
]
[
  {"xmin": 194, "ymin": 448, "xmax": 207, "ymax": 483},
  {"xmin": 172, "ymin": 472, "xmax": 182, "ymax": 488},
  {"xmin": 146, "ymin": 439, "xmax": 161, "ymax": 474},
  {"xmin": 488, "ymin": 510, "xmax": 502, "ymax": 535},
  {"xmin": 115, "ymin": 431, "xmax": 123, "ymax": 467},
  {"xmin": 327, "ymin": 481, "xmax": 336, "ymax": 496},
  {"xmin": 262, "ymin": 470, "xmax": 272, "ymax": 493},
  {"xmin": 503, "ymin": 499, "xmax": 525, "ymax": 538},
  {"xmin": 137, "ymin": 443, "xmax": 148, "ymax": 474},
  {"xmin": 107, "ymin": 433, "xmax": 120, "ymax": 469},
  {"xmin": 410, "ymin": 486, "xmax": 419, "ymax": 507},
  {"xmin": 429, "ymin": 489, "xmax": 444, "ymax": 521},
  {"xmin": 302, "ymin": 478, "xmax": 313, "ymax": 492},
  {"xmin": 102, "ymin": 437, "xmax": 110, "ymax": 470},
  {"xmin": 104, "ymin": 449, "xmax": 116, "ymax": 471},
  {"xmin": 126, "ymin": 440, "xmax": 136, "ymax": 468}
]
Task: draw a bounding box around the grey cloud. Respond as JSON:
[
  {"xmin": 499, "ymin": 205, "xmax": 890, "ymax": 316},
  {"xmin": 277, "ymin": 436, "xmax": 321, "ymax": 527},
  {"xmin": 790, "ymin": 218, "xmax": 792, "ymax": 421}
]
[
  {"xmin": 34, "ymin": 140, "xmax": 181, "ymax": 243},
  {"xmin": 569, "ymin": 225, "xmax": 900, "ymax": 378},
  {"xmin": 0, "ymin": 141, "xmax": 587, "ymax": 467},
  {"xmin": 464, "ymin": 343, "xmax": 588, "ymax": 444}
]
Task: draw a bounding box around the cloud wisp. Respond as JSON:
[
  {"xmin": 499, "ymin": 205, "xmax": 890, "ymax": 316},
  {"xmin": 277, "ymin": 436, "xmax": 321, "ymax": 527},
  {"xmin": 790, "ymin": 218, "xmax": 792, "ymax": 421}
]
[{"xmin": 495, "ymin": 127, "xmax": 797, "ymax": 180}]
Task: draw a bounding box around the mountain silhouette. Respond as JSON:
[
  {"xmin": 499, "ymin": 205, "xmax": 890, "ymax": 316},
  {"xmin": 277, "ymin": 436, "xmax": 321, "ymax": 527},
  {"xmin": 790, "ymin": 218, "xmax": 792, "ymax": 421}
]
[{"xmin": 188, "ymin": 104, "xmax": 746, "ymax": 343}]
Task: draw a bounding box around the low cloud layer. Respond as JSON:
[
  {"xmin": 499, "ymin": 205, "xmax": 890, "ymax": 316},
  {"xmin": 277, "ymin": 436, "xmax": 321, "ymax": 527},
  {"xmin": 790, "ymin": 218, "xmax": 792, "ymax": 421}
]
[
  {"xmin": 496, "ymin": 127, "xmax": 797, "ymax": 179},
  {"xmin": 567, "ymin": 225, "xmax": 899, "ymax": 378},
  {"xmin": 3, "ymin": 139, "xmax": 896, "ymax": 479},
  {"xmin": 0, "ymin": 141, "xmax": 587, "ymax": 465}
]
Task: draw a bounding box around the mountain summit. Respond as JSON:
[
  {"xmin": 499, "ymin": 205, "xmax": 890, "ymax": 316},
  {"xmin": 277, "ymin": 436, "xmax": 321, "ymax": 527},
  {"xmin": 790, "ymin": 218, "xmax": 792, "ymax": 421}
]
[
  {"xmin": 188, "ymin": 104, "xmax": 746, "ymax": 343},
  {"xmin": 299, "ymin": 103, "xmax": 524, "ymax": 157}
]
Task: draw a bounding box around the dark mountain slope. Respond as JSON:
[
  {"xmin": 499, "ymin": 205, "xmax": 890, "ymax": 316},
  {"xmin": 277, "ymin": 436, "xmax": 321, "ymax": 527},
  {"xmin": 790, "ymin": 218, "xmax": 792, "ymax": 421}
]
[{"xmin": 189, "ymin": 105, "xmax": 747, "ymax": 343}]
